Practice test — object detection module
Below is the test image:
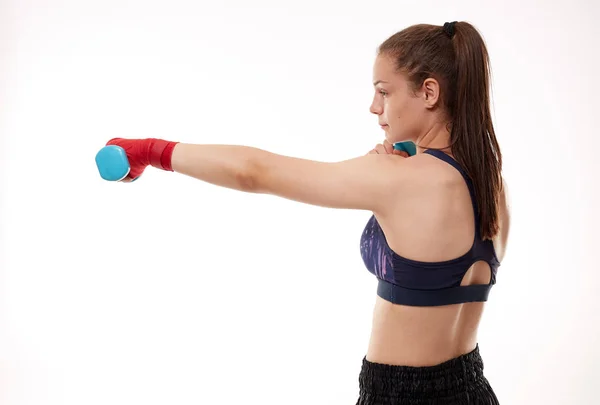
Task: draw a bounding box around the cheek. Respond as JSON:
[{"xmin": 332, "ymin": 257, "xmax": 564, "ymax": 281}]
[
  {"xmin": 385, "ymin": 100, "xmax": 404, "ymax": 126},
  {"xmin": 391, "ymin": 100, "xmax": 419, "ymax": 128},
  {"xmin": 383, "ymin": 100, "xmax": 396, "ymax": 122},
  {"xmin": 386, "ymin": 101, "xmax": 417, "ymax": 139}
]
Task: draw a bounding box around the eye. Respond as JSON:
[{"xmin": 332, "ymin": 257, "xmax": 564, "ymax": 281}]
[{"xmin": 378, "ymin": 89, "xmax": 388, "ymax": 97}]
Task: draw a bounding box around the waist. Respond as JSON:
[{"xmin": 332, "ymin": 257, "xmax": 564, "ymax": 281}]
[{"xmin": 366, "ymin": 295, "xmax": 483, "ymax": 367}]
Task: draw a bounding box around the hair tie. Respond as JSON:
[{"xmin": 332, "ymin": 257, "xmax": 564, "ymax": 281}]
[{"xmin": 443, "ymin": 21, "xmax": 457, "ymax": 38}]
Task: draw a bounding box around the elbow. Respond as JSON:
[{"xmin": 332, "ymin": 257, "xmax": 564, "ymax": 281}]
[
  {"xmin": 237, "ymin": 158, "xmax": 263, "ymax": 193},
  {"xmin": 238, "ymin": 147, "xmax": 276, "ymax": 194}
]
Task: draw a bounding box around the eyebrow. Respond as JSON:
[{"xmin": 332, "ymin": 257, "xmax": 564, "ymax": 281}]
[{"xmin": 373, "ymin": 80, "xmax": 388, "ymax": 86}]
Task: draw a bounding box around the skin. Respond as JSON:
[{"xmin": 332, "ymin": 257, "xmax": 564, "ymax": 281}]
[
  {"xmin": 368, "ymin": 54, "xmax": 510, "ymax": 366},
  {"xmin": 150, "ymin": 53, "xmax": 510, "ymax": 367}
]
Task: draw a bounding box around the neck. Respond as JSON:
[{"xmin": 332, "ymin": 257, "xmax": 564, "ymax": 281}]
[{"xmin": 414, "ymin": 121, "xmax": 453, "ymax": 155}]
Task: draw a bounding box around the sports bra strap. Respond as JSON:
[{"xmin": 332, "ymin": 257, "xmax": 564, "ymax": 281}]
[{"xmin": 423, "ymin": 149, "xmax": 481, "ymax": 236}]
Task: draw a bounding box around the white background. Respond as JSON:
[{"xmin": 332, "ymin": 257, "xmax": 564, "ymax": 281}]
[{"xmin": 1, "ymin": 0, "xmax": 599, "ymax": 404}]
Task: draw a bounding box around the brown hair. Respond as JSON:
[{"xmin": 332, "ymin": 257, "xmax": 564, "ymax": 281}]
[{"xmin": 378, "ymin": 22, "xmax": 503, "ymax": 240}]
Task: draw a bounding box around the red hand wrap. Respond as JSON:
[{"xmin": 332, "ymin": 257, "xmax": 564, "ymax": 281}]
[{"xmin": 106, "ymin": 138, "xmax": 179, "ymax": 180}]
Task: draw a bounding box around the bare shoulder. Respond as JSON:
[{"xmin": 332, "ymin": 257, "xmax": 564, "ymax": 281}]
[
  {"xmin": 394, "ymin": 152, "xmax": 465, "ymax": 192},
  {"xmin": 383, "ymin": 152, "xmax": 465, "ymax": 214},
  {"xmin": 393, "ymin": 152, "xmax": 457, "ymax": 184},
  {"xmin": 387, "ymin": 155, "xmax": 511, "ymax": 262}
]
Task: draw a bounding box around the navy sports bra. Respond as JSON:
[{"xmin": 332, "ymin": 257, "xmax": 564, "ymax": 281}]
[{"xmin": 360, "ymin": 149, "xmax": 500, "ymax": 307}]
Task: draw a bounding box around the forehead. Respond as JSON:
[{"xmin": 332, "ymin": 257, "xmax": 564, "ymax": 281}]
[{"xmin": 373, "ymin": 54, "xmax": 399, "ymax": 82}]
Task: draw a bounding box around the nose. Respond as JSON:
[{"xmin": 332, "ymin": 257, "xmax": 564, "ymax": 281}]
[{"xmin": 370, "ymin": 98, "xmax": 382, "ymax": 115}]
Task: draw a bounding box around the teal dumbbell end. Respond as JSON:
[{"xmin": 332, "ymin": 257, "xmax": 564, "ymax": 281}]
[
  {"xmin": 95, "ymin": 145, "xmax": 131, "ymax": 181},
  {"xmin": 393, "ymin": 141, "xmax": 417, "ymax": 156}
]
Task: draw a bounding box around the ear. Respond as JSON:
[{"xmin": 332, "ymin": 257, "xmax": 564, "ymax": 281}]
[{"xmin": 421, "ymin": 78, "xmax": 441, "ymax": 109}]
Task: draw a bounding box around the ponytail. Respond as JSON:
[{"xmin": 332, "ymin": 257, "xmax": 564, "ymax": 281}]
[
  {"xmin": 378, "ymin": 22, "xmax": 503, "ymax": 239},
  {"xmin": 451, "ymin": 22, "xmax": 503, "ymax": 239}
]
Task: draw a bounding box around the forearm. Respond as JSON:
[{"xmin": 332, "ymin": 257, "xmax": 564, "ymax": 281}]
[{"xmin": 171, "ymin": 143, "xmax": 266, "ymax": 192}]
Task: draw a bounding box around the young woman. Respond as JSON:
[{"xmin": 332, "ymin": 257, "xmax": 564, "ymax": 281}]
[{"xmin": 101, "ymin": 21, "xmax": 510, "ymax": 404}]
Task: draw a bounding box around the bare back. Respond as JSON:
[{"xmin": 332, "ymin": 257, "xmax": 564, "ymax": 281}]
[{"xmin": 366, "ymin": 153, "xmax": 510, "ymax": 367}]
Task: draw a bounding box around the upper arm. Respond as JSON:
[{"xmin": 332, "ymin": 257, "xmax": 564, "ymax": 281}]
[{"xmin": 250, "ymin": 151, "xmax": 411, "ymax": 213}]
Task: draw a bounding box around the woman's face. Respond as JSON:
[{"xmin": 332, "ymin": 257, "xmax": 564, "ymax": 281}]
[{"xmin": 370, "ymin": 54, "xmax": 430, "ymax": 144}]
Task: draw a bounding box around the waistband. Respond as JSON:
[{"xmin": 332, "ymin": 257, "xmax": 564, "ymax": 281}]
[{"xmin": 358, "ymin": 344, "xmax": 487, "ymax": 397}]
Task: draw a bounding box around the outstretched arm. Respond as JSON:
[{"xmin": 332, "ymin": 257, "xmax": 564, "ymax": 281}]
[
  {"xmin": 102, "ymin": 138, "xmax": 410, "ymax": 214},
  {"xmin": 171, "ymin": 142, "xmax": 408, "ymax": 213}
]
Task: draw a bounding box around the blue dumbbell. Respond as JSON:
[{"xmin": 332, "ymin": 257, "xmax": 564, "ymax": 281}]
[
  {"xmin": 393, "ymin": 141, "xmax": 417, "ymax": 156},
  {"xmin": 95, "ymin": 145, "xmax": 132, "ymax": 181}
]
